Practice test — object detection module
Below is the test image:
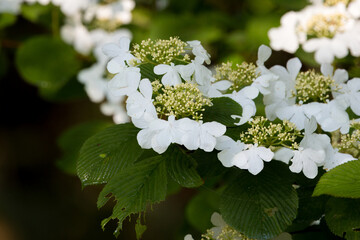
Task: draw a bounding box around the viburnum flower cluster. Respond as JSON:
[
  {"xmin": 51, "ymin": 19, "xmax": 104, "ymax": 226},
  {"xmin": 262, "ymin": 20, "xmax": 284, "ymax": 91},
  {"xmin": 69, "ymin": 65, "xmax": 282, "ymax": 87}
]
[
  {"xmin": 102, "ymin": 37, "xmax": 228, "ymax": 154},
  {"xmin": 268, "ymin": 0, "xmax": 360, "ymax": 63},
  {"xmin": 101, "ymin": 36, "xmax": 360, "ymax": 180}
]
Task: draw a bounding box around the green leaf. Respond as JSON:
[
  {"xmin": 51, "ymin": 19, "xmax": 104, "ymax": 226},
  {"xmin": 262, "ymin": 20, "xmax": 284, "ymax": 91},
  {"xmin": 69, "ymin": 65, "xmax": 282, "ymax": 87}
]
[
  {"xmin": 0, "ymin": 13, "xmax": 17, "ymax": 29},
  {"xmin": 313, "ymin": 160, "xmax": 360, "ymax": 198},
  {"xmin": 325, "ymin": 197, "xmax": 360, "ymax": 239},
  {"xmin": 21, "ymin": 4, "xmax": 51, "ymax": 23},
  {"xmin": 186, "ymin": 189, "xmax": 220, "ymax": 232},
  {"xmin": 139, "ymin": 63, "xmax": 160, "ymax": 81},
  {"xmin": 220, "ymin": 162, "xmax": 298, "ymax": 239},
  {"xmin": 203, "ymin": 97, "xmax": 243, "ymax": 127},
  {"xmin": 77, "ymin": 123, "xmax": 143, "ymax": 186},
  {"xmin": 98, "ymin": 156, "xmax": 167, "ymax": 237},
  {"xmin": 135, "ymin": 217, "xmax": 147, "ymax": 240},
  {"xmin": 57, "ymin": 121, "xmax": 112, "ymax": 175},
  {"xmin": 165, "ymin": 146, "xmax": 203, "ymax": 188},
  {"xmin": 16, "ymin": 36, "xmax": 80, "ymax": 94},
  {"xmin": 191, "ymin": 150, "xmax": 227, "ymax": 178}
]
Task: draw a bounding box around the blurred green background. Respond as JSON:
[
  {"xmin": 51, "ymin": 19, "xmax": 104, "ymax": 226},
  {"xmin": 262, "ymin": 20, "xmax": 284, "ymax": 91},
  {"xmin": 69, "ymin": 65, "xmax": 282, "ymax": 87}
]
[{"xmin": 0, "ymin": 0, "xmax": 312, "ymax": 239}]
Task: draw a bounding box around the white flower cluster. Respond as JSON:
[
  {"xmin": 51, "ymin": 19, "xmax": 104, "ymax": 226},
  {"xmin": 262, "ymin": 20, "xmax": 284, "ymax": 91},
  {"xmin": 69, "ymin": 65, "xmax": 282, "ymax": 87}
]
[
  {"xmin": 268, "ymin": 0, "xmax": 360, "ymax": 63},
  {"xmin": 215, "ymin": 45, "xmax": 359, "ymax": 179},
  {"xmin": 101, "ymin": 37, "xmax": 359, "ymax": 179},
  {"xmin": 1, "ymin": 0, "xmax": 136, "ymax": 124},
  {"xmin": 102, "ymin": 37, "xmax": 228, "ymax": 154}
]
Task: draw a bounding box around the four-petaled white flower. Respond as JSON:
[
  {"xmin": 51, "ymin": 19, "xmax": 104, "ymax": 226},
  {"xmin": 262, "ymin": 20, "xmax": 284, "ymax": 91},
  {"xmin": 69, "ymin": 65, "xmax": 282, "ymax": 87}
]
[
  {"xmin": 126, "ymin": 78, "xmax": 157, "ymax": 128},
  {"xmin": 187, "ymin": 40, "xmax": 211, "ymax": 65},
  {"xmin": 154, "ymin": 63, "xmax": 183, "ymax": 86},
  {"xmin": 180, "ymin": 121, "xmax": 226, "ymax": 152},
  {"xmin": 274, "ymin": 117, "xmax": 330, "ymax": 179},
  {"xmin": 216, "ymin": 136, "xmax": 274, "ymax": 175},
  {"xmin": 108, "ymin": 66, "xmax": 141, "ymax": 97},
  {"xmin": 102, "ymin": 37, "xmax": 138, "ymax": 73}
]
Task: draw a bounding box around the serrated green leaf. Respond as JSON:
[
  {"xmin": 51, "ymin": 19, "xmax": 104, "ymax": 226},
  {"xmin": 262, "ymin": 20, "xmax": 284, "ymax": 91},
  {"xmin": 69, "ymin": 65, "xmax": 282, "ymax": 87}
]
[
  {"xmin": 165, "ymin": 146, "xmax": 203, "ymax": 188},
  {"xmin": 191, "ymin": 150, "xmax": 227, "ymax": 178},
  {"xmin": 313, "ymin": 160, "xmax": 360, "ymax": 198},
  {"xmin": 139, "ymin": 63, "xmax": 160, "ymax": 81},
  {"xmin": 220, "ymin": 162, "xmax": 298, "ymax": 240},
  {"xmin": 57, "ymin": 121, "xmax": 112, "ymax": 175},
  {"xmin": 203, "ymin": 97, "xmax": 243, "ymax": 127},
  {"xmin": 325, "ymin": 197, "xmax": 360, "ymax": 239},
  {"xmin": 16, "ymin": 36, "xmax": 80, "ymax": 94},
  {"xmin": 186, "ymin": 189, "xmax": 220, "ymax": 232},
  {"xmin": 98, "ymin": 156, "xmax": 167, "ymax": 237},
  {"xmin": 135, "ymin": 217, "xmax": 147, "ymax": 240},
  {"xmin": 77, "ymin": 123, "xmax": 143, "ymax": 186}
]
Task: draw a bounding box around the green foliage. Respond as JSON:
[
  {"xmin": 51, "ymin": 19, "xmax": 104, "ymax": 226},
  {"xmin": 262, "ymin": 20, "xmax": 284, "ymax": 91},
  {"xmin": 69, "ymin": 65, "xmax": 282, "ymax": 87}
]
[
  {"xmin": 57, "ymin": 121, "xmax": 112, "ymax": 174},
  {"xmin": 77, "ymin": 123, "xmax": 143, "ymax": 186},
  {"xmin": 220, "ymin": 162, "xmax": 298, "ymax": 239},
  {"xmin": 186, "ymin": 189, "xmax": 220, "ymax": 232},
  {"xmin": 325, "ymin": 197, "xmax": 360, "ymax": 239},
  {"xmin": 203, "ymin": 97, "xmax": 243, "ymax": 127},
  {"xmin": 313, "ymin": 160, "xmax": 360, "ymax": 198},
  {"xmin": 16, "ymin": 36, "xmax": 80, "ymax": 95},
  {"xmin": 21, "ymin": 3, "xmax": 52, "ymax": 24},
  {"xmin": 165, "ymin": 146, "xmax": 203, "ymax": 188},
  {"xmin": 0, "ymin": 13, "xmax": 17, "ymax": 29},
  {"xmin": 138, "ymin": 63, "xmax": 160, "ymax": 81},
  {"xmin": 97, "ymin": 156, "xmax": 167, "ymax": 237}
]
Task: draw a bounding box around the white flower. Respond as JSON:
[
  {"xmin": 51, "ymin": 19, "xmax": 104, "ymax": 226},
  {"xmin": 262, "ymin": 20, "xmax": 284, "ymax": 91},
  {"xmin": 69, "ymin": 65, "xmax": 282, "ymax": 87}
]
[
  {"xmin": 232, "ymin": 144, "xmax": 274, "ymax": 175},
  {"xmin": 184, "ymin": 234, "xmax": 194, "ymax": 240},
  {"xmin": 315, "ymin": 100, "xmax": 350, "ymax": 134},
  {"xmin": 100, "ymin": 99, "xmax": 130, "ymax": 124},
  {"xmin": 126, "ymin": 78, "xmax": 157, "ymax": 128},
  {"xmin": 153, "ymin": 63, "xmax": 183, "ymax": 86},
  {"xmin": 216, "ymin": 136, "xmax": 246, "ymax": 167},
  {"xmin": 276, "ymin": 102, "xmax": 322, "ymax": 130},
  {"xmin": 268, "ymin": 4, "xmax": 360, "ymax": 64},
  {"xmin": 334, "ymin": 77, "xmax": 360, "ymax": 116},
  {"xmin": 180, "ymin": 121, "xmax": 226, "ymax": 152},
  {"xmin": 108, "ymin": 66, "xmax": 141, "ymax": 97},
  {"xmin": 0, "ymin": 0, "xmax": 22, "ymax": 14},
  {"xmin": 268, "ymin": 11, "xmax": 300, "ymax": 53},
  {"xmin": 103, "ymin": 37, "xmax": 137, "ymax": 73},
  {"xmin": 137, "ymin": 115, "xmax": 188, "ymax": 154},
  {"xmin": 178, "ymin": 59, "xmax": 214, "ymax": 86},
  {"xmin": 323, "ymin": 148, "xmax": 356, "ymax": 171},
  {"xmin": 289, "ymin": 147, "xmax": 326, "ymax": 179},
  {"xmin": 349, "ymin": 0, "xmax": 360, "ymax": 18},
  {"xmin": 78, "ymin": 63, "xmax": 108, "ymax": 103},
  {"xmin": 187, "ymin": 40, "xmax": 211, "ymax": 65},
  {"xmin": 61, "ymin": 20, "xmax": 94, "ymax": 55},
  {"xmin": 275, "ymin": 117, "xmax": 330, "ymax": 179},
  {"xmin": 202, "ymin": 80, "xmax": 232, "ymax": 98},
  {"xmin": 225, "ymin": 86, "xmax": 259, "ymax": 125},
  {"xmin": 216, "ymin": 136, "xmax": 274, "ymax": 175}
]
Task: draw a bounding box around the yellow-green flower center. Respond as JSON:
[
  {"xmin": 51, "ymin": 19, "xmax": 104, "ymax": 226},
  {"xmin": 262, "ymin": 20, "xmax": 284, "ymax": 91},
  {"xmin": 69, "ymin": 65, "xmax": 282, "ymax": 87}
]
[
  {"xmin": 294, "ymin": 70, "xmax": 339, "ymax": 103},
  {"xmin": 305, "ymin": 13, "xmax": 348, "ymax": 38},
  {"xmin": 334, "ymin": 122, "xmax": 360, "ymax": 158},
  {"xmin": 215, "ymin": 62, "xmax": 258, "ymax": 92},
  {"xmin": 152, "ymin": 81, "xmax": 212, "ymax": 120},
  {"xmin": 240, "ymin": 116, "xmax": 301, "ymax": 149},
  {"xmin": 132, "ymin": 37, "xmax": 189, "ymax": 64},
  {"xmin": 324, "ymin": 0, "xmax": 352, "ymax": 6},
  {"xmin": 201, "ymin": 226, "xmax": 250, "ymax": 240}
]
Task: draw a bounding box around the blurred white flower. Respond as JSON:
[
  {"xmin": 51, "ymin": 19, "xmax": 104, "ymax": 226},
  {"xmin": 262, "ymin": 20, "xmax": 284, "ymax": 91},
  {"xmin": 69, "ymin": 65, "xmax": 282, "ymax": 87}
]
[
  {"xmin": 269, "ymin": 3, "xmax": 360, "ymax": 63},
  {"xmin": 0, "ymin": 0, "xmax": 22, "ymax": 14}
]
